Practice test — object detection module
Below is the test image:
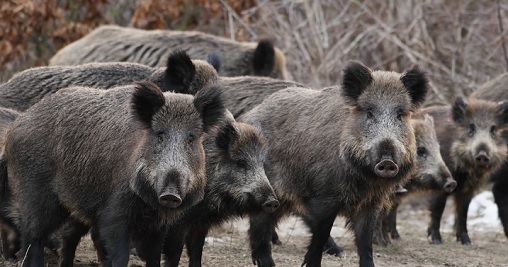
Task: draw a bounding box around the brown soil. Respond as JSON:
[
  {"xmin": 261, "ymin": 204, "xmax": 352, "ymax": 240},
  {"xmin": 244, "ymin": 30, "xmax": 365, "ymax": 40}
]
[{"xmin": 1, "ymin": 199, "xmax": 506, "ymax": 267}]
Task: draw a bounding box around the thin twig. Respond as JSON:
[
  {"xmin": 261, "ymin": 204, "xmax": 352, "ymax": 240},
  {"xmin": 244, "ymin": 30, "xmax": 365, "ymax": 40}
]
[{"xmin": 497, "ymin": 0, "xmax": 508, "ymax": 71}]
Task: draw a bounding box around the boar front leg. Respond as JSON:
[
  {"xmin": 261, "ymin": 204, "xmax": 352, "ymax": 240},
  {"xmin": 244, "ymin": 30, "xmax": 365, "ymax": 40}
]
[
  {"xmin": 454, "ymin": 192, "xmax": 472, "ymax": 245},
  {"xmin": 352, "ymin": 209, "xmax": 376, "ymax": 267},
  {"xmin": 427, "ymin": 192, "xmax": 448, "ymax": 244}
]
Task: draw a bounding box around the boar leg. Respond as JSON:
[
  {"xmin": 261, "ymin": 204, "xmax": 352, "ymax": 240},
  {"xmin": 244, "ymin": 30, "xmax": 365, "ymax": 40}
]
[
  {"xmin": 1, "ymin": 222, "xmax": 20, "ymax": 261},
  {"xmin": 135, "ymin": 229, "xmax": 163, "ymax": 267},
  {"xmin": 90, "ymin": 225, "xmax": 107, "ymax": 263},
  {"xmin": 59, "ymin": 220, "xmax": 90, "ymax": 267},
  {"xmin": 372, "ymin": 215, "xmax": 389, "ymax": 246},
  {"xmin": 322, "ymin": 236, "xmax": 344, "ymax": 257},
  {"xmin": 427, "ymin": 192, "xmax": 448, "ymax": 244},
  {"xmin": 301, "ymin": 213, "xmax": 336, "ymax": 267},
  {"xmin": 185, "ymin": 225, "xmax": 209, "ymax": 267},
  {"xmin": 249, "ymin": 212, "xmax": 280, "ymax": 267},
  {"xmin": 352, "ymin": 209, "xmax": 376, "ymax": 267},
  {"xmin": 162, "ymin": 225, "xmax": 187, "ymax": 267},
  {"xmin": 492, "ymin": 179, "xmax": 508, "ymax": 238},
  {"xmin": 270, "ymin": 227, "xmax": 282, "ymax": 245},
  {"xmin": 99, "ymin": 214, "xmax": 131, "ymax": 267},
  {"xmin": 454, "ymin": 192, "xmax": 472, "ymax": 245},
  {"xmin": 385, "ymin": 203, "xmax": 400, "ymax": 240}
]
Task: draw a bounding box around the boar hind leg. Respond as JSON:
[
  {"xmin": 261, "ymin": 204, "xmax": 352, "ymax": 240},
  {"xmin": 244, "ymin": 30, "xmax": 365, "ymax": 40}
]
[
  {"xmin": 59, "ymin": 220, "xmax": 90, "ymax": 267},
  {"xmin": 427, "ymin": 192, "xmax": 448, "ymax": 244},
  {"xmin": 453, "ymin": 192, "xmax": 472, "ymax": 245},
  {"xmin": 301, "ymin": 211, "xmax": 337, "ymax": 267},
  {"xmin": 270, "ymin": 227, "xmax": 282, "ymax": 245},
  {"xmin": 385, "ymin": 203, "xmax": 400, "ymax": 241},
  {"xmin": 162, "ymin": 225, "xmax": 187, "ymax": 267},
  {"xmin": 185, "ymin": 225, "xmax": 209, "ymax": 267},
  {"xmin": 249, "ymin": 212, "xmax": 281, "ymax": 267},
  {"xmin": 492, "ymin": 179, "xmax": 508, "ymax": 238},
  {"xmin": 322, "ymin": 235, "xmax": 344, "ymax": 257}
]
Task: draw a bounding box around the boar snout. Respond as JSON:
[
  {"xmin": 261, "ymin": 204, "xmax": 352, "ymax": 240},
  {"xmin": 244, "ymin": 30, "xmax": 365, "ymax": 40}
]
[
  {"xmin": 443, "ymin": 177, "xmax": 457, "ymax": 193},
  {"xmin": 374, "ymin": 158, "xmax": 399, "ymax": 178},
  {"xmin": 159, "ymin": 188, "xmax": 182, "ymax": 208},
  {"xmin": 262, "ymin": 197, "xmax": 280, "ymax": 213},
  {"xmin": 475, "ymin": 150, "xmax": 490, "ymax": 167}
]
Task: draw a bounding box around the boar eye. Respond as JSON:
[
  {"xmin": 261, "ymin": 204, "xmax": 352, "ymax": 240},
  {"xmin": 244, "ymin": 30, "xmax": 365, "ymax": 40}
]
[
  {"xmin": 236, "ymin": 159, "xmax": 248, "ymax": 168},
  {"xmin": 468, "ymin": 124, "xmax": 476, "ymax": 136},
  {"xmin": 187, "ymin": 134, "xmax": 196, "ymax": 145},
  {"xmin": 417, "ymin": 147, "xmax": 427, "ymax": 158},
  {"xmin": 157, "ymin": 131, "xmax": 164, "ymax": 143},
  {"xmin": 491, "ymin": 125, "xmax": 497, "ymax": 135},
  {"xmin": 366, "ymin": 111, "xmax": 374, "ymax": 119}
]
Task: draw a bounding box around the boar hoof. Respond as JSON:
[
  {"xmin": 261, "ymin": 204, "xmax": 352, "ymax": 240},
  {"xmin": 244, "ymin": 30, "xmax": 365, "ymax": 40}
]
[
  {"xmin": 159, "ymin": 192, "xmax": 182, "ymax": 208},
  {"xmin": 457, "ymin": 233, "xmax": 471, "ymax": 245},
  {"xmin": 374, "ymin": 159, "xmax": 399, "ymax": 178},
  {"xmin": 262, "ymin": 199, "xmax": 280, "ymax": 213},
  {"xmin": 251, "ymin": 255, "xmax": 275, "ymax": 267},
  {"xmin": 427, "ymin": 229, "xmax": 443, "ymax": 244},
  {"xmin": 390, "ymin": 230, "xmax": 401, "ymax": 241},
  {"xmin": 323, "ymin": 244, "xmax": 345, "ymax": 258}
]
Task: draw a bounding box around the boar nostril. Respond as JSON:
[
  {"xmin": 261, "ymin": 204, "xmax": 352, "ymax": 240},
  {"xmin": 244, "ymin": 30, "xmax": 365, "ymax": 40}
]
[
  {"xmin": 262, "ymin": 199, "xmax": 280, "ymax": 213},
  {"xmin": 374, "ymin": 159, "xmax": 399, "ymax": 178},
  {"xmin": 443, "ymin": 179, "xmax": 457, "ymax": 193},
  {"xmin": 159, "ymin": 193, "xmax": 182, "ymax": 208},
  {"xmin": 475, "ymin": 151, "xmax": 490, "ymax": 167}
]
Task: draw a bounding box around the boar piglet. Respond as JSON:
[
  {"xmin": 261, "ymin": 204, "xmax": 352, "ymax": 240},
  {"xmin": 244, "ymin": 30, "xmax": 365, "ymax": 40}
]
[
  {"xmin": 240, "ymin": 61, "xmax": 429, "ymax": 267},
  {"xmin": 423, "ymin": 96, "xmax": 508, "ymax": 245},
  {"xmin": 2, "ymin": 81, "xmax": 226, "ymax": 267},
  {"xmin": 470, "ymin": 73, "xmax": 508, "ymax": 239}
]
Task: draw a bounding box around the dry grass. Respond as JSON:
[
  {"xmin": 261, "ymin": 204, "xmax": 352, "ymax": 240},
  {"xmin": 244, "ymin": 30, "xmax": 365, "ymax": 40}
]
[{"xmin": 1, "ymin": 0, "xmax": 508, "ymax": 106}]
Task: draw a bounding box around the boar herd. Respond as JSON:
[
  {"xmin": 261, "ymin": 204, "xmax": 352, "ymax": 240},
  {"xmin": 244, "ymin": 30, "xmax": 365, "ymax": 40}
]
[{"xmin": 0, "ymin": 24, "xmax": 506, "ymax": 267}]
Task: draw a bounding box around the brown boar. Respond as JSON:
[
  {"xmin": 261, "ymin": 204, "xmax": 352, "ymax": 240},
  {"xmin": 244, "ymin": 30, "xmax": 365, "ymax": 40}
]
[
  {"xmin": 2, "ymin": 81, "xmax": 226, "ymax": 266},
  {"xmin": 470, "ymin": 73, "xmax": 508, "ymax": 238},
  {"xmin": 0, "ymin": 50, "xmax": 218, "ymax": 112},
  {"xmin": 49, "ymin": 25, "xmax": 287, "ymax": 80},
  {"xmin": 240, "ymin": 61, "xmax": 429, "ymax": 267},
  {"xmin": 421, "ymin": 96, "xmax": 508, "ymax": 245}
]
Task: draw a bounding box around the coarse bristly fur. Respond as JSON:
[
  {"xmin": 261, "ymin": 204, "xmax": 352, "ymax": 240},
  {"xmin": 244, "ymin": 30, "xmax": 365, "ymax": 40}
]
[
  {"xmin": 470, "ymin": 73, "xmax": 508, "ymax": 239},
  {"xmin": 49, "ymin": 25, "xmax": 288, "ymax": 80},
  {"xmin": 2, "ymin": 81, "xmax": 226, "ymax": 266},
  {"xmin": 420, "ymin": 96, "xmax": 508, "ymax": 245},
  {"xmin": 0, "ymin": 50, "xmax": 218, "ymax": 112},
  {"xmin": 240, "ymin": 60, "xmax": 429, "ymax": 267},
  {"xmin": 130, "ymin": 118, "xmax": 279, "ymax": 267}
]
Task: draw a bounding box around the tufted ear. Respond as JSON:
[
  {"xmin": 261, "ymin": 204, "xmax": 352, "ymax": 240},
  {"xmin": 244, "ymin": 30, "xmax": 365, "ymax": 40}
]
[
  {"xmin": 252, "ymin": 39, "xmax": 276, "ymax": 76},
  {"xmin": 215, "ymin": 120, "xmax": 239, "ymax": 152},
  {"xmin": 451, "ymin": 96, "xmax": 468, "ymax": 124},
  {"xmin": 496, "ymin": 100, "xmax": 508, "ymax": 125},
  {"xmin": 400, "ymin": 65, "xmax": 429, "ymax": 109},
  {"xmin": 193, "ymin": 85, "xmax": 226, "ymax": 133},
  {"xmin": 165, "ymin": 50, "xmax": 196, "ymax": 94},
  {"xmin": 206, "ymin": 52, "xmax": 222, "ymax": 73},
  {"xmin": 131, "ymin": 81, "xmax": 166, "ymax": 127},
  {"xmin": 341, "ymin": 61, "xmax": 373, "ymax": 104}
]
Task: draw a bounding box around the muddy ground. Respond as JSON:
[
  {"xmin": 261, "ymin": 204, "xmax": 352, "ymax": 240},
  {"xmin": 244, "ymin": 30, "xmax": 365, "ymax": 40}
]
[{"xmin": 1, "ymin": 192, "xmax": 506, "ymax": 267}]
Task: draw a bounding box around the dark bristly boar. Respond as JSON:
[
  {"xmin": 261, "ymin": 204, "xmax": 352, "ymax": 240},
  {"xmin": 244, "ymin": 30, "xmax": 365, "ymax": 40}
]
[
  {"xmin": 3, "ymin": 81, "xmax": 226, "ymax": 267},
  {"xmin": 470, "ymin": 72, "xmax": 508, "ymax": 238},
  {"xmin": 133, "ymin": 115, "xmax": 279, "ymax": 267},
  {"xmin": 0, "ymin": 107, "xmax": 20, "ymax": 261},
  {"xmin": 49, "ymin": 25, "xmax": 288, "ymax": 80},
  {"xmin": 373, "ymin": 115, "xmax": 457, "ymax": 246},
  {"xmin": 0, "ymin": 50, "xmax": 218, "ymax": 112},
  {"xmin": 422, "ymin": 96, "xmax": 508, "ymax": 245},
  {"xmin": 240, "ymin": 61, "xmax": 429, "ymax": 267}
]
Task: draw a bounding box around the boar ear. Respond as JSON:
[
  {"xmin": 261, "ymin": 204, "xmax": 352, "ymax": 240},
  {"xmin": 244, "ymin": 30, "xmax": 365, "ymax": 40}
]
[
  {"xmin": 423, "ymin": 114, "xmax": 435, "ymax": 127},
  {"xmin": 253, "ymin": 39, "xmax": 275, "ymax": 76},
  {"xmin": 341, "ymin": 61, "xmax": 373, "ymax": 104},
  {"xmin": 206, "ymin": 52, "xmax": 222, "ymax": 73},
  {"xmin": 165, "ymin": 50, "xmax": 196, "ymax": 94},
  {"xmin": 194, "ymin": 85, "xmax": 226, "ymax": 133},
  {"xmin": 216, "ymin": 121, "xmax": 239, "ymax": 151},
  {"xmin": 400, "ymin": 65, "xmax": 429, "ymax": 109},
  {"xmin": 131, "ymin": 81, "xmax": 166, "ymax": 127},
  {"xmin": 452, "ymin": 96, "xmax": 468, "ymax": 124},
  {"xmin": 496, "ymin": 100, "xmax": 508, "ymax": 125}
]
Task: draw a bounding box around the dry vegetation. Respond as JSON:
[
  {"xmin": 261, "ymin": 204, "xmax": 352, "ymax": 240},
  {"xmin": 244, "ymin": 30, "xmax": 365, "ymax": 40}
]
[{"xmin": 1, "ymin": 0, "xmax": 508, "ymax": 105}]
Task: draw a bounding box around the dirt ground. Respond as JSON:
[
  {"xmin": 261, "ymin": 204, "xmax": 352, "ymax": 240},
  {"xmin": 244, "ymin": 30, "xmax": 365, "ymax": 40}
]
[{"xmin": 1, "ymin": 195, "xmax": 506, "ymax": 267}]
